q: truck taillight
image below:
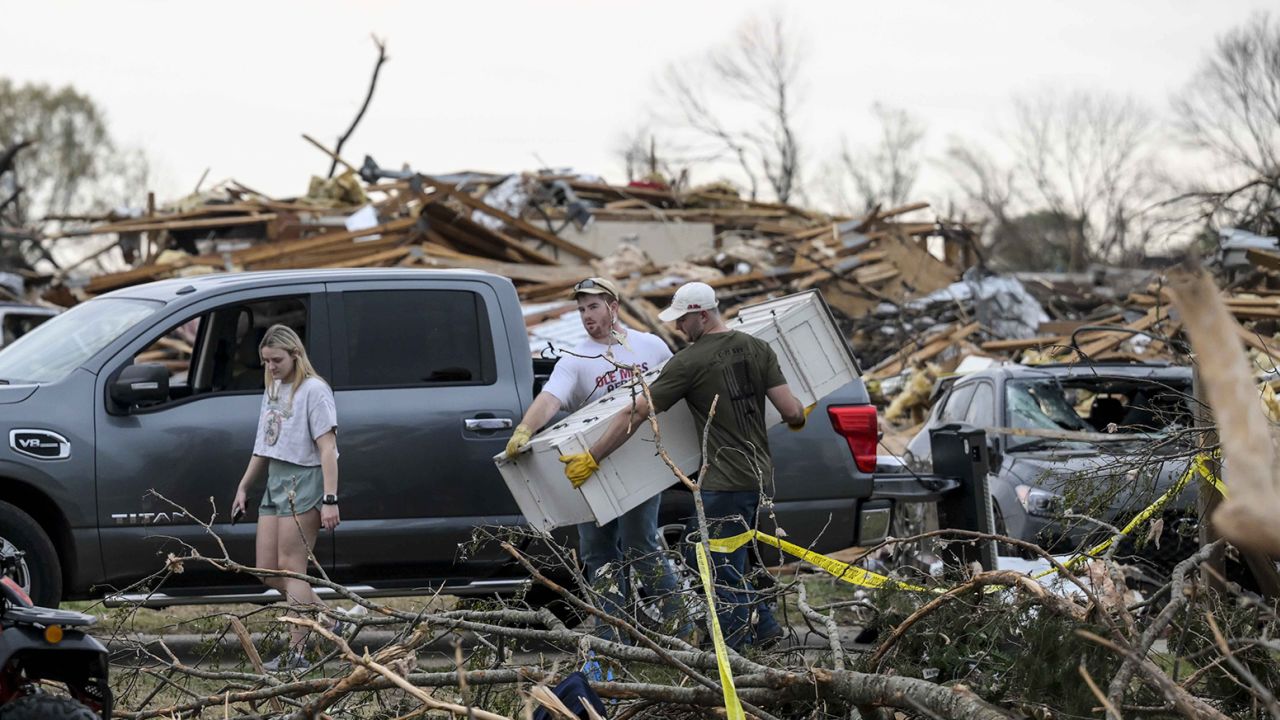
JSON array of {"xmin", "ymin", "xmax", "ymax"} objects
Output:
[{"xmin": 828, "ymin": 405, "xmax": 878, "ymax": 473}]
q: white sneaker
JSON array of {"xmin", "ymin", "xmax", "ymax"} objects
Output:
[
  {"xmin": 263, "ymin": 650, "xmax": 310, "ymax": 672},
  {"xmin": 329, "ymin": 605, "xmax": 366, "ymax": 638}
]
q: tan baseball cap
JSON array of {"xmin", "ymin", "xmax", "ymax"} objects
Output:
[
  {"xmin": 658, "ymin": 282, "xmax": 719, "ymax": 322},
  {"xmin": 571, "ymin": 277, "xmax": 621, "ymax": 301}
]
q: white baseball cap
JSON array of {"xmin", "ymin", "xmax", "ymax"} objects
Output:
[{"xmin": 658, "ymin": 282, "xmax": 719, "ymax": 322}]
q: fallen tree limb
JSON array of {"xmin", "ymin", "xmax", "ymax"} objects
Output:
[
  {"xmin": 869, "ymin": 569, "xmax": 1087, "ymax": 669},
  {"xmin": 1168, "ymin": 265, "xmax": 1280, "ymax": 557}
]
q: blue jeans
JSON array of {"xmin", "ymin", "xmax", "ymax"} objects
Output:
[
  {"xmin": 578, "ymin": 494, "xmax": 684, "ymax": 639},
  {"xmin": 686, "ymin": 490, "xmax": 779, "ymax": 649}
]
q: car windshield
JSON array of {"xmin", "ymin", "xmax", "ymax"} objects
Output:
[
  {"xmin": 0, "ymin": 298, "xmax": 163, "ymax": 384},
  {"xmin": 1005, "ymin": 376, "xmax": 1193, "ymax": 451}
]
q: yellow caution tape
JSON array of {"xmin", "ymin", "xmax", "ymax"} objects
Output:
[
  {"xmin": 1028, "ymin": 451, "xmax": 1222, "ymax": 580},
  {"xmin": 693, "ymin": 543, "xmax": 745, "ymax": 720},
  {"xmin": 707, "ymin": 530, "xmax": 930, "ymax": 592},
  {"xmin": 1193, "ymin": 454, "xmax": 1227, "ymax": 498},
  {"xmin": 698, "ymin": 451, "xmax": 1228, "ymax": 591}
]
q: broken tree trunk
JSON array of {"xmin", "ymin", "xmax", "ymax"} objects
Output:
[{"xmin": 1167, "ymin": 265, "xmax": 1280, "ymax": 561}]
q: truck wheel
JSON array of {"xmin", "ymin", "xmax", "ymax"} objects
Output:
[
  {"xmin": 0, "ymin": 694, "xmax": 99, "ymax": 720},
  {"xmin": 992, "ymin": 503, "xmax": 1026, "ymax": 560},
  {"xmin": 888, "ymin": 501, "xmax": 939, "ymax": 578},
  {"xmin": 0, "ymin": 500, "xmax": 62, "ymax": 607}
]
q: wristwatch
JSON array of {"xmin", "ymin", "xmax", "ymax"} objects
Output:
[{"xmin": 322, "ymin": 493, "xmax": 339, "ymax": 506}]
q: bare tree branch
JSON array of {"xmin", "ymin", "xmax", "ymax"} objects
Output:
[
  {"xmin": 654, "ymin": 11, "xmax": 805, "ymax": 201},
  {"xmin": 327, "ymin": 35, "xmax": 389, "ymax": 179}
]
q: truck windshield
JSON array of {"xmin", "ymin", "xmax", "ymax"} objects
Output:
[
  {"xmin": 1005, "ymin": 376, "xmax": 1193, "ymax": 451},
  {"xmin": 0, "ymin": 298, "xmax": 162, "ymax": 384}
]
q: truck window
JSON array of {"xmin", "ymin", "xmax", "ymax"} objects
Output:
[
  {"xmin": 939, "ymin": 383, "xmax": 976, "ymax": 423},
  {"xmin": 134, "ymin": 317, "xmax": 202, "ymax": 386},
  {"xmin": 339, "ymin": 289, "xmax": 496, "ymax": 388},
  {"xmin": 2, "ymin": 312, "xmax": 54, "ymax": 346},
  {"xmin": 963, "ymin": 383, "xmax": 994, "ymax": 427},
  {"xmin": 130, "ymin": 297, "xmax": 308, "ymax": 402},
  {"xmin": 0, "ymin": 298, "xmax": 160, "ymax": 384}
]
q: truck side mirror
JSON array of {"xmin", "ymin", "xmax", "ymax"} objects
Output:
[{"xmin": 110, "ymin": 363, "xmax": 170, "ymax": 410}]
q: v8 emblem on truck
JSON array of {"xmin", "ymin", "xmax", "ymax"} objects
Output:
[{"xmin": 8, "ymin": 429, "xmax": 70, "ymax": 460}]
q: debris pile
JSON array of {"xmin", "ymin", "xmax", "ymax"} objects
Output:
[
  {"xmin": 34, "ymin": 157, "xmax": 978, "ymax": 358},
  {"xmin": 26, "ymin": 150, "xmax": 1280, "ymax": 430}
]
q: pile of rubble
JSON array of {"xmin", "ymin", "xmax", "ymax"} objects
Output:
[
  {"xmin": 33, "ymin": 153, "xmax": 977, "ymax": 358},
  {"xmin": 28, "ymin": 149, "xmax": 1280, "ymax": 432},
  {"xmin": 864, "ymin": 245, "xmax": 1280, "ymax": 428}
]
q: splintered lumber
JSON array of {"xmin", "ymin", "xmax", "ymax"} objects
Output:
[
  {"xmin": 980, "ymin": 335, "xmax": 1066, "ymax": 352},
  {"xmin": 422, "ymin": 201, "xmax": 557, "ymax": 266},
  {"xmin": 978, "ymin": 315, "xmax": 1126, "ymax": 353},
  {"xmin": 319, "ymin": 246, "xmax": 414, "ymax": 269},
  {"xmin": 85, "ymin": 256, "xmax": 226, "ymax": 294},
  {"xmin": 872, "ymin": 234, "xmax": 957, "ymax": 294},
  {"xmin": 412, "ymin": 251, "xmax": 586, "ymax": 285},
  {"xmin": 1056, "ymin": 306, "xmax": 1167, "ymax": 360},
  {"xmin": 1227, "ymin": 306, "xmax": 1280, "ymax": 320},
  {"xmin": 565, "ymin": 207, "xmax": 794, "ymax": 222},
  {"xmin": 625, "ymin": 296, "xmax": 680, "ymax": 351},
  {"xmin": 435, "ymin": 183, "xmax": 598, "ymax": 262},
  {"xmin": 868, "ymin": 322, "xmax": 981, "ymax": 380},
  {"xmin": 236, "ymin": 217, "xmax": 419, "ymax": 266},
  {"xmin": 634, "ymin": 273, "xmax": 770, "ymax": 299},
  {"xmin": 866, "ymin": 201, "xmax": 930, "ymax": 222},
  {"xmin": 853, "ymin": 262, "xmax": 901, "ymax": 286},
  {"xmin": 524, "ymin": 302, "xmax": 577, "ymax": 327},
  {"xmin": 50, "ymin": 212, "xmax": 277, "ymax": 239},
  {"xmin": 562, "ymin": 179, "xmax": 679, "ymax": 203},
  {"xmin": 83, "ymin": 216, "xmax": 419, "ymax": 293},
  {"xmin": 1234, "ymin": 324, "xmax": 1280, "ymax": 363},
  {"xmin": 428, "ymin": 218, "xmax": 524, "ymax": 263},
  {"xmin": 1246, "ymin": 247, "xmax": 1280, "ymax": 273},
  {"xmin": 257, "ymin": 236, "xmax": 409, "ymax": 269},
  {"xmin": 1036, "ymin": 317, "xmax": 1125, "ymax": 335}
]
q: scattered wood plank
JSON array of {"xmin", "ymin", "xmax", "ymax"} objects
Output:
[
  {"xmin": 52, "ymin": 213, "xmax": 277, "ymax": 240},
  {"xmin": 436, "ymin": 183, "xmax": 599, "ymax": 262},
  {"xmin": 868, "ymin": 322, "xmax": 981, "ymax": 379}
]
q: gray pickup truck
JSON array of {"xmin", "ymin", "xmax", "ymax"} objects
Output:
[{"xmin": 0, "ymin": 269, "xmax": 891, "ymax": 606}]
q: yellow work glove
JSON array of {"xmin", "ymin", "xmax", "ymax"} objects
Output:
[
  {"xmin": 560, "ymin": 451, "xmax": 599, "ymax": 489},
  {"xmin": 788, "ymin": 403, "xmax": 816, "ymax": 432},
  {"xmin": 504, "ymin": 424, "xmax": 532, "ymax": 458}
]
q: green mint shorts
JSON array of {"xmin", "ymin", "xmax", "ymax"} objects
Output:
[{"xmin": 259, "ymin": 459, "xmax": 324, "ymax": 516}]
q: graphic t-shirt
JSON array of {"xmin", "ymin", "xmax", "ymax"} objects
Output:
[
  {"xmin": 541, "ymin": 329, "xmax": 673, "ymax": 411},
  {"xmin": 252, "ymin": 376, "xmax": 339, "ymax": 466},
  {"xmin": 649, "ymin": 331, "xmax": 786, "ymax": 492}
]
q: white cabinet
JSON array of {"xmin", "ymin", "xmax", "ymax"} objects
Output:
[{"xmin": 496, "ymin": 290, "xmax": 859, "ymax": 531}]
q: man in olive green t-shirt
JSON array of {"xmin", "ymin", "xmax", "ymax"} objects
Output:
[{"xmin": 559, "ymin": 281, "xmax": 806, "ymax": 649}]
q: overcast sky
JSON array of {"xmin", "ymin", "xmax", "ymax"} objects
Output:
[{"xmin": 2, "ymin": 0, "xmax": 1273, "ymax": 207}]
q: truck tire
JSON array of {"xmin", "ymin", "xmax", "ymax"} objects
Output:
[
  {"xmin": 888, "ymin": 500, "xmax": 939, "ymax": 578},
  {"xmin": 0, "ymin": 500, "xmax": 62, "ymax": 607},
  {"xmin": 0, "ymin": 694, "xmax": 99, "ymax": 720}
]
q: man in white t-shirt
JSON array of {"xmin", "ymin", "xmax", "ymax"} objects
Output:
[{"xmin": 505, "ymin": 277, "xmax": 686, "ymax": 637}]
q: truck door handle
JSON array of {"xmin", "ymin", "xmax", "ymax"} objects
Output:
[{"xmin": 464, "ymin": 418, "xmax": 513, "ymax": 431}]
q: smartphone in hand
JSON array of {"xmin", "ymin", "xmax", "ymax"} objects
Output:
[{"xmin": 231, "ymin": 508, "xmax": 246, "ymax": 525}]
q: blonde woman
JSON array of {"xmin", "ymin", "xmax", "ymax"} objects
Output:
[{"xmin": 231, "ymin": 324, "xmax": 340, "ymax": 671}]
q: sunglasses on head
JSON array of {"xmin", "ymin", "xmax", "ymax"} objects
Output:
[{"xmin": 574, "ymin": 278, "xmax": 615, "ymax": 298}]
